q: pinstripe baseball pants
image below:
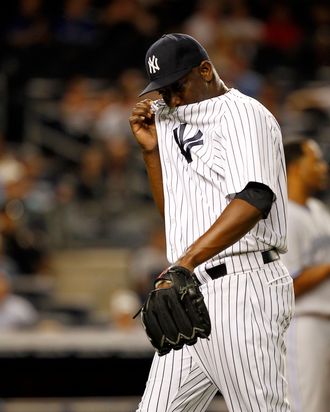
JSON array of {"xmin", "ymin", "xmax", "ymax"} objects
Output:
[{"xmin": 137, "ymin": 256, "xmax": 294, "ymax": 412}]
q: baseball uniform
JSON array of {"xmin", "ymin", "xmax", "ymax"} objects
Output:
[
  {"xmin": 137, "ymin": 89, "xmax": 294, "ymax": 412},
  {"xmin": 282, "ymin": 198, "xmax": 330, "ymax": 412}
]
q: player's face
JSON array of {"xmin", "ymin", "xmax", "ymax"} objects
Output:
[
  {"xmin": 157, "ymin": 65, "xmax": 209, "ymax": 107},
  {"xmin": 157, "ymin": 76, "xmax": 188, "ymax": 107},
  {"xmin": 300, "ymin": 140, "xmax": 328, "ymax": 192}
]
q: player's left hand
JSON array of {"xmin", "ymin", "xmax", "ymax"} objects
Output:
[{"xmin": 136, "ymin": 266, "xmax": 211, "ymax": 356}]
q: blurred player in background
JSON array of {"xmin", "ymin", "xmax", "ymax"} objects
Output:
[{"xmin": 283, "ymin": 137, "xmax": 330, "ymax": 412}]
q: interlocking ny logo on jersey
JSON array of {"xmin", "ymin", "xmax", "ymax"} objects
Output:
[
  {"xmin": 148, "ymin": 55, "xmax": 160, "ymax": 74},
  {"xmin": 173, "ymin": 123, "xmax": 203, "ymax": 163}
]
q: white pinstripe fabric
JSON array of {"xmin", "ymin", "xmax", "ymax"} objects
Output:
[
  {"xmin": 137, "ymin": 259, "xmax": 294, "ymax": 412},
  {"xmin": 155, "ymin": 89, "xmax": 288, "ymax": 285}
]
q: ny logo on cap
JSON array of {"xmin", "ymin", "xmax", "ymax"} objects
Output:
[
  {"xmin": 148, "ymin": 55, "xmax": 160, "ymax": 74},
  {"xmin": 173, "ymin": 123, "xmax": 204, "ymax": 163}
]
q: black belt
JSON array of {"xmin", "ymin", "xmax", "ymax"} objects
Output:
[{"xmin": 204, "ymin": 249, "xmax": 279, "ymax": 281}]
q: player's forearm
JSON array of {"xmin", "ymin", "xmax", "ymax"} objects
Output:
[
  {"xmin": 143, "ymin": 148, "xmax": 165, "ymax": 218},
  {"xmin": 176, "ymin": 198, "xmax": 262, "ymax": 270},
  {"xmin": 293, "ymin": 264, "xmax": 330, "ymax": 297}
]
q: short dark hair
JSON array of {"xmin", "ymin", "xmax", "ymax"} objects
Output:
[{"xmin": 283, "ymin": 137, "xmax": 308, "ymax": 168}]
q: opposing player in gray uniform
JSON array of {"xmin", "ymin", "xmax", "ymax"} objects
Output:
[
  {"xmin": 282, "ymin": 137, "xmax": 330, "ymax": 412},
  {"xmin": 129, "ymin": 33, "xmax": 294, "ymax": 412}
]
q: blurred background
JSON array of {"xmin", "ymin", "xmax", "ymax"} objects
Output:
[{"xmin": 0, "ymin": 0, "xmax": 329, "ymax": 411}]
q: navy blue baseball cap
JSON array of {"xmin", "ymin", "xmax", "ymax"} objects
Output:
[{"xmin": 139, "ymin": 33, "xmax": 209, "ymax": 96}]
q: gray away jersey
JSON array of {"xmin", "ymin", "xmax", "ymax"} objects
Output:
[
  {"xmin": 282, "ymin": 198, "xmax": 330, "ymax": 316},
  {"xmin": 154, "ymin": 89, "xmax": 288, "ymax": 278}
]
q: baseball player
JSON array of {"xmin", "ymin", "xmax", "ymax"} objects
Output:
[
  {"xmin": 129, "ymin": 33, "xmax": 294, "ymax": 412},
  {"xmin": 282, "ymin": 137, "xmax": 330, "ymax": 412}
]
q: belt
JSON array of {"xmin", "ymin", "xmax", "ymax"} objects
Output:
[{"xmin": 204, "ymin": 249, "xmax": 280, "ymax": 281}]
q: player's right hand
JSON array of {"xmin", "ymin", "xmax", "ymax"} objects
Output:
[{"xmin": 129, "ymin": 99, "xmax": 158, "ymax": 152}]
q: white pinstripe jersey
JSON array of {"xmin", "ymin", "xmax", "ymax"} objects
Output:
[{"xmin": 154, "ymin": 89, "xmax": 288, "ymax": 279}]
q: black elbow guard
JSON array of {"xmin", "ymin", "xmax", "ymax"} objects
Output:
[{"xmin": 234, "ymin": 182, "xmax": 275, "ymax": 219}]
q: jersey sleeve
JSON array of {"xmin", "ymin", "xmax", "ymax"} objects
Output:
[
  {"xmin": 281, "ymin": 207, "xmax": 310, "ymax": 277},
  {"xmin": 282, "ymin": 220, "xmax": 305, "ymax": 277},
  {"xmin": 221, "ymin": 100, "xmax": 280, "ymax": 198}
]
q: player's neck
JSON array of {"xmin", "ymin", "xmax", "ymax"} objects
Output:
[
  {"xmin": 204, "ymin": 75, "xmax": 229, "ymax": 99},
  {"xmin": 216, "ymin": 80, "xmax": 230, "ymax": 97},
  {"xmin": 288, "ymin": 177, "xmax": 310, "ymax": 205}
]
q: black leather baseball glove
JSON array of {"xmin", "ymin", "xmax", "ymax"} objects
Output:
[{"xmin": 136, "ymin": 266, "xmax": 211, "ymax": 356}]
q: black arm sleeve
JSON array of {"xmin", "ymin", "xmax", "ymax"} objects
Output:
[{"xmin": 234, "ymin": 182, "xmax": 275, "ymax": 219}]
